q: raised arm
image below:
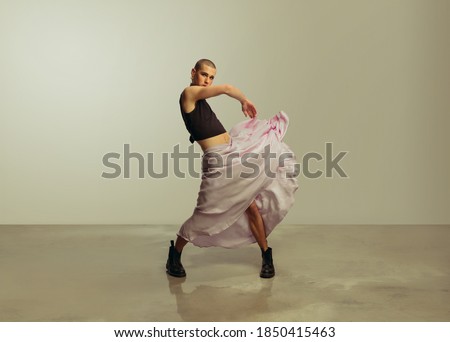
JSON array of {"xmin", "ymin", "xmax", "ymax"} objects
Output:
[{"xmin": 183, "ymin": 85, "xmax": 257, "ymax": 118}]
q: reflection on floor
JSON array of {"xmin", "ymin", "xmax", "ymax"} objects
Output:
[{"xmin": 1, "ymin": 225, "xmax": 449, "ymax": 322}]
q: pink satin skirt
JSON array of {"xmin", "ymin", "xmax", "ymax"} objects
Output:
[{"xmin": 177, "ymin": 111, "xmax": 299, "ymax": 248}]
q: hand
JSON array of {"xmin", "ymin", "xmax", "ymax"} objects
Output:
[{"xmin": 242, "ymin": 99, "xmax": 257, "ymax": 118}]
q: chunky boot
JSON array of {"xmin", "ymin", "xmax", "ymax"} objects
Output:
[
  {"xmin": 166, "ymin": 240, "xmax": 186, "ymax": 278},
  {"xmin": 260, "ymin": 247, "xmax": 275, "ymax": 278}
]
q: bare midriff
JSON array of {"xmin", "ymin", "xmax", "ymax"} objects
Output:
[{"xmin": 197, "ymin": 132, "xmax": 231, "ymax": 152}]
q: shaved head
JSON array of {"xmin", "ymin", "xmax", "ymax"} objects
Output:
[{"xmin": 194, "ymin": 58, "xmax": 216, "ymax": 70}]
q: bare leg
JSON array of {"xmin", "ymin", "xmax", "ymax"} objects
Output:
[
  {"xmin": 175, "ymin": 235, "xmax": 188, "ymax": 253},
  {"xmin": 246, "ymin": 200, "xmax": 275, "ymax": 278},
  {"xmin": 246, "ymin": 200, "xmax": 268, "ymax": 251}
]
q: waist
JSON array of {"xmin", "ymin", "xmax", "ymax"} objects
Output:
[{"xmin": 197, "ymin": 132, "xmax": 231, "ymax": 152}]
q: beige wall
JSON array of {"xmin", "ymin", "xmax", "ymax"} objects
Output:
[{"xmin": 1, "ymin": 0, "xmax": 449, "ymax": 224}]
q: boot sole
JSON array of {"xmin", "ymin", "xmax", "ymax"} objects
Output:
[
  {"xmin": 166, "ymin": 268, "xmax": 186, "ymax": 278},
  {"xmin": 260, "ymin": 273, "xmax": 275, "ymax": 278}
]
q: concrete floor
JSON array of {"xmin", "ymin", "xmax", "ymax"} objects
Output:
[{"xmin": 0, "ymin": 225, "xmax": 449, "ymax": 322}]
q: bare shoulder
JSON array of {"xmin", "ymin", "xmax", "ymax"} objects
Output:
[
  {"xmin": 181, "ymin": 85, "xmax": 231, "ymax": 113},
  {"xmin": 181, "ymin": 86, "xmax": 194, "ymax": 101},
  {"xmin": 180, "ymin": 87, "xmax": 197, "ymax": 113},
  {"xmin": 183, "ymin": 84, "xmax": 231, "ymax": 102}
]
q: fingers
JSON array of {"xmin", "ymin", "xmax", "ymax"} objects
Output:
[
  {"xmin": 242, "ymin": 101, "xmax": 258, "ymax": 118},
  {"xmin": 244, "ymin": 108, "xmax": 257, "ymax": 118}
]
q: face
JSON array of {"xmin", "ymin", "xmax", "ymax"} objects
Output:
[{"xmin": 191, "ymin": 65, "xmax": 216, "ymax": 87}]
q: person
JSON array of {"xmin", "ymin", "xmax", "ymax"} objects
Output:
[{"xmin": 166, "ymin": 59, "xmax": 298, "ymax": 279}]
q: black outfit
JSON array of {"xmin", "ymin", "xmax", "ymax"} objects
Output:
[{"xmin": 179, "ymin": 94, "xmax": 226, "ymax": 143}]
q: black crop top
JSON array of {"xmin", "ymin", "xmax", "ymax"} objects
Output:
[{"xmin": 179, "ymin": 94, "xmax": 227, "ymax": 143}]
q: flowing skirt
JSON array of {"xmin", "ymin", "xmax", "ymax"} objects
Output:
[{"xmin": 177, "ymin": 111, "xmax": 299, "ymax": 248}]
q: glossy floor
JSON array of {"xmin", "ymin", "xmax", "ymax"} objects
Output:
[{"xmin": 1, "ymin": 225, "xmax": 449, "ymax": 322}]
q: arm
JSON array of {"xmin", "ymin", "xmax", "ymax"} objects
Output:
[{"xmin": 183, "ymin": 85, "xmax": 257, "ymax": 118}]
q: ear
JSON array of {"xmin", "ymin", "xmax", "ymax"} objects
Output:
[{"xmin": 191, "ymin": 68, "xmax": 196, "ymax": 78}]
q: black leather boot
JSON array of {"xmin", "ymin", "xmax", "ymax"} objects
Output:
[
  {"xmin": 166, "ymin": 240, "xmax": 186, "ymax": 277},
  {"xmin": 260, "ymin": 247, "xmax": 275, "ymax": 278}
]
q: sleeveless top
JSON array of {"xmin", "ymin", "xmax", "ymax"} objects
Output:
[{"xmin": 179, "ymin": 94, "xmax": 227, "ymax": 143}]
